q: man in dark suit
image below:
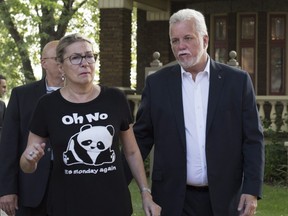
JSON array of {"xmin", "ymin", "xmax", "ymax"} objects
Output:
[
  {"xmin": 0, "ymin": 41, "xmax": 64, "ymax": 216},
  {"xmin": 127, "ymin": 9, "xmax": 264, "ymax": 216},
  {"xmin": 0, "ymin": 74, "xmax": 7, "ymax": 140}
]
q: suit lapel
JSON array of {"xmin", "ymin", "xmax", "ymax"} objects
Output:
[
  {"xmin": 35, "ymin": 78, "xmax": 48, "ymax": 98},
  {"xmin": 167, "ymin": 65, "xmax": 186, "ymax": 148},
  {"xmin": 206, "ymin": 60, "xmax": 225, "ymax": 134}
]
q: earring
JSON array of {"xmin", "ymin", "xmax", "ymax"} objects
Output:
[{"xmin": 61, "ymin": 75, "xmax": 65, "ymax": 81}]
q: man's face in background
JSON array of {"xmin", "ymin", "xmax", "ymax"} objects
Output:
[{"xmin": 0, "ymin": 79, "xmax": 7, "ymax": 98}]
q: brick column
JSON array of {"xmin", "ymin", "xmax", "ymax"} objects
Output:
[{"xmin": 98, "ymin": 0, "xmax": 132, "ymax": 88}]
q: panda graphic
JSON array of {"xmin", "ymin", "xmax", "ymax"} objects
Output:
[{"xmin": 63, "ymin": 124, "xmax": 116, "ymax": 166}]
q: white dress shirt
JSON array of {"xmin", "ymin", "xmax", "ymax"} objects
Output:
[{"xmin": 181, "ymin": 58, "xmax": 210, "ymax": 186}]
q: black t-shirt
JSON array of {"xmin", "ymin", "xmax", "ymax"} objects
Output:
[{"xmin": 30, "ymin": 86, "xmax": 133, "ymax": 216}]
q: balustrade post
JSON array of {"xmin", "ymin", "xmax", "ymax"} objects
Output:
[
  {"xmin": 281, "ymin": 101, "xmax": 288, "ymax": 132},
  {"xmin": 270, "ymin": 101, "xmax": 277, "ymax": 131},
  {"xmin": 258, "ymin": 100, "xmax": 266, "ymax": 130},
  {"xmin": 126, "ymin": 95, "xmax": 141, "ymax": 122},
  {"xmin": 227, "ymin": 50, "xmax": 241, "ymax": 69}
]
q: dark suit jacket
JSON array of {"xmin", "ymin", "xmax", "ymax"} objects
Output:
[
  {"xmin": 133, "ymin": 60, "xmax": 264, "ymax": 216},
  {"xmin": 0, "ymin": 79, "xmax": 52, "ymax": 207},
  {"xmin": 0, "ymin": 99, "xmax": 6, "ymax": 140}
]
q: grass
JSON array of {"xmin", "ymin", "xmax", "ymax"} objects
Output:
[
  {"xmin": 129, "ymin": 180, "xmax": 145, "ymax": 216},
  {"xmin": 257, "ymin": 184, "xmax": 288, "ymax": 216},
  {"xmin": 129, "ymin": 180, "xmax": 288, "ymax": 216}
]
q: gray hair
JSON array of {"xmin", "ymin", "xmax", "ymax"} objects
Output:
[
  {"xmin": 56, "ymin": 33, "xmax": 93, "ymax": 63},
  {"xmin": 169, "ymin": 9, "xmax": 208, "ymax": 36}
]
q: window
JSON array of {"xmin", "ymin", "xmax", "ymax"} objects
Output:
[
  {"xmin": 269, "ymin": 15, "xmax": 286, "ymax": 94},
  {"xmin": 213, "ymin": 16, "xmax": 228, "ymax": 63},
  {"xmin": 239, "ymin": 14, "xmax": 256, "ymax": 85}
]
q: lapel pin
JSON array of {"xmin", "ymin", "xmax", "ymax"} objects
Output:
[{"xmin": 218, "ymin": 75, "xmax": 222, "ymax": 79}]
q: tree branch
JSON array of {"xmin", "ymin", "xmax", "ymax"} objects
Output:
[
  {"xmin": 57, "ymin": 0, "xmax": 88, "ymax": 36},
  {"xmin": 0, "ymin": 0, "xmax": 36, "ymax": 82}
]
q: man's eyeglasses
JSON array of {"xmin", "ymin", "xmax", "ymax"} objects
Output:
[{"xmin": 63, "ymin": 53, "xmax": 98, "ymax": 65}]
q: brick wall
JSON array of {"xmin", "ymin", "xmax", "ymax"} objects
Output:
[{"xmin": 99, "ymin": 8, "xmax": 132, "ymax": 88}]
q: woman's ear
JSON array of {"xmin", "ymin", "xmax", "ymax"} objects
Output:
[
  {"xmin": 58, "ymin": 64, "xmax": 66, "ymax": 81},
  {"xmin": 58, "ymin": 64, "xmax": 64, "ymax": 74}
]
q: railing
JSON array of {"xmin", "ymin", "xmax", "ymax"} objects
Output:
[
  {"xmin": 127, "ymin": 94, "xmax": 141, "ymax": 122},
  {"xmin": 127, "ymin": 94, "xmax": 288, "ymax": 132},
  {"xmin": 257, "ymin": 96, "xmax": 288, "ymax": 132}
]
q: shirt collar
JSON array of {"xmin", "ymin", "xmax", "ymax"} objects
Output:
[{"xmin": 46, "ymin": 79, "xmax": 61, "ymax": 93}]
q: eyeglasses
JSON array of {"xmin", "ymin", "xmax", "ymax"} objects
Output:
[
  {"xmin": 63, "ymin": 53, "xmax": 98, "ymax": 65},
  {"xmin": 42, "ymin": 57, "xmax": 57, "ymax": 61}
]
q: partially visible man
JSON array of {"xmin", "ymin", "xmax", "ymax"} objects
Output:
[
  {"xmin": 0, "ymin": 41, "xmax": 64, "ymax": 216},
  {"xmin": 0, "ymin": 74, "xmax": 7, "ymax": 139}
]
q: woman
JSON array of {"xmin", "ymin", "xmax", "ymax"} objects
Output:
[{"xmin": 20, "ymin": 33, "xmax": 161, "ymax": 216}]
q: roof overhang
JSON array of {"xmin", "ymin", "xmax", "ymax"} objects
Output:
[{"xmin": 134, "ymin": 0, "xmax": 170, "ymax": 12}]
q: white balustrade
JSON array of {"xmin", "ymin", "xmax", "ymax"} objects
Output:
[
  {"xmin": 256, "ymin": 96, "xmax": 288, "ymax": 132},
  {"xmin": 126, "ymin": 94, "xmax": 141, "ymax": 121},
  {"xmin": 281, "ymin": 101, "xmax": 288, "ymax": 131},
  {"xmin": 127, "ymin": 94, "xmax": 288, "ymax": 132}
]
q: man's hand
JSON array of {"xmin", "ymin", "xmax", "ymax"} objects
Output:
[
  {"xmin": 0, "ymin": 194, "xmax": 18, "ymax": 216},
  {"xmin": 238, "ymin": 194, "xmax": 257, "ymax": 216}
]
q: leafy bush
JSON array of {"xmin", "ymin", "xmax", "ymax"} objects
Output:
[{"xmin": 264, "ymin": 130, "xmax": 288, "ymax": 185}]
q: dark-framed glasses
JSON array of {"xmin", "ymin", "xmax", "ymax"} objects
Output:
[{"xmin": 63, "ymin": 53, "xmax": 98, "ymax": 65}]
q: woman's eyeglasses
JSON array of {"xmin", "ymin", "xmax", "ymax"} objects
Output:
[{"xmin": 63, "ymin": 53, "xmax": 98, "ymax": 65}]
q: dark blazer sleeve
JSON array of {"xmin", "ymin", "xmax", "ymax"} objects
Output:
[
  {"xmin": 0, "ymin": 88, "xmax": 23, "ymax": 196},
  {"xmin": 0, "ymin": 79, "xmax": 52, "ymax": 207},
  {"xmin": 205, "ymin": 61, "xmax": 264, "ymax": 214},
  {"xmin": 239, "ymin": 69, "xmax": 265, "ymax": 197}
]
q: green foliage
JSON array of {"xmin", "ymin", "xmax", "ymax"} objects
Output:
[
  {"xmin": 130, "ymin": 181, "xmax": 288, "ymax": 216},
  {"xmin": 0, "ymin": 22, "xmax": 24, "ymax": 87},
  {"xmin": 262, "ymin": 118, "xmax": 271, "ymax": 129},
  {"xmin": 144, "ymin": 156, "xmax": 150, "ymax": 177},
  {"xmin": 264, "ymin": 130, "xmax": 288, "ymax": 185},
  {"xmin": 257, "ymin": 184, "xmax": 288, "ymax": 216},
  {"xmin": 0, "ymin": 0, "xmax": 100, "ymax": 93},
  {"xmin": 129, "ymin": 180, "xmax": 144, "ymax": 216},
  {"xmin": 265, "ymin": 143, "xmax": 287, "ymax": 184}
]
